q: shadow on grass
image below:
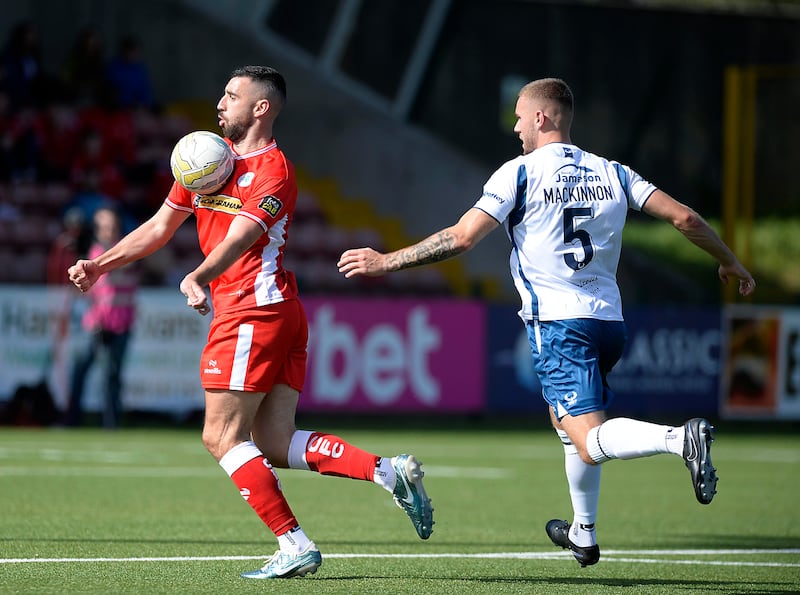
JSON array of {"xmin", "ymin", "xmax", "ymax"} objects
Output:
[
  {"xmin": 312, "ymin": 575, "xmax": 800, "ymax": 593},
  {"xmin": 676, "ymin": 534, "xmax": 800, "ymax": 549}
]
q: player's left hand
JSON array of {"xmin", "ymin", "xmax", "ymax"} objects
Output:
[
  {"xmin": 719, "ymin": 262, "xmax": 756, "ymax": 297},
  {"xmin": 180, "ymin": 275, "xmax": 211, "ymax": 316},
  {"xmin": 337, "ymin": 247, "xmax": 386, "ymax": 278}
]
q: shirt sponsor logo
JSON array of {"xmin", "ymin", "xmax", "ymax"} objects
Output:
[
  {"xmin": 482, "ymin": 191, "xmax": 506, "ymax": 204},
  {"xmin": 553, "ymin": 164, "xmax": 601, "ymax": 183},
  {"xmin": 195, "ymin": 194, "xmax": 243, "ymax": 215}
]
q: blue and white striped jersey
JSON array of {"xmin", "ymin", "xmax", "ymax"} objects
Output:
[{"xmin": 473, "ymin": 142, "xmax": 656, "ymax": 322}]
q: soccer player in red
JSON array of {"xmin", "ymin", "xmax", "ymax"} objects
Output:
[{"xmin": 68, "ymin": 65, "xmax": 433, "ymax": 579}]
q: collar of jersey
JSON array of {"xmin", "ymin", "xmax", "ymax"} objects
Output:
[{"xmin": 234, "ymin": 140, "xmax": 278, "ymax": 160}]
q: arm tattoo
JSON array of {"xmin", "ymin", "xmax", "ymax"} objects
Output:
[{"xmin": 386, "ymin": 230, "xmax": 462, "ymax": 271}]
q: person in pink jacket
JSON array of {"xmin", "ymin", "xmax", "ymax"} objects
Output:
[{"xmin": 66, "ymin": 205, "xmax": 138, "ymax": 428}]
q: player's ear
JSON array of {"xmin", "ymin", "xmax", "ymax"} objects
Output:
[{"xmin": 254, "ymin": 98, "xmax": 270, "ymax": 117}]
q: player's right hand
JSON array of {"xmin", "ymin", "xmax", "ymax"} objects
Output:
[
  {"xmin": 68, "ymin": 260, "xmax": 101, "ymax": 293},
  {"xmin": 337, "ymin": 247, "xmax": 386, "ymax": 278},
  {"xmin": 179, "ymin": 274, "xmax": 211, "ymax": 316}
]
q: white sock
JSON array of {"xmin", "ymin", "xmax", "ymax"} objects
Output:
[
  {"xmin": 570, "ymin": 522, "xmax": 597, "ymax": 548},
  {"xmin": 277, "ymin": 526, "xmax": 313, "ymax": 554},
  {"xmin": 557, "ymin": 429, "xmax": 600, "ymax": 546},
  {"xmin": 287, "ymin": 430, "xmax": 314, "ymax": 470},
  {"xmin": 586, "ymin": 418, "xmax": 684, "ymax": 464},
  {"xmin": 373, "ymin": 457, "xmax": 396, "ymax": 493},
  {"xmin": 218, "ymin": 441, "xmax": 262, "ymax": 477}
]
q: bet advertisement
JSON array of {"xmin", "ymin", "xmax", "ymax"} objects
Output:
[{"xmin": 300, "ymin": 298, "xmax": 485, "ymax": 413}]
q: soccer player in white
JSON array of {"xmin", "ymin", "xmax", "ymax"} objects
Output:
[{"xmin": 338, "ymin": 77, "xmax": 756, "ymax": 566}]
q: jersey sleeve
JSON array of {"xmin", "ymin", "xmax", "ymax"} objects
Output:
[
  {"xmin": 164, "ymin": 181, "xmax": 195, "ymax": 213},
  {"xmin": 612, "ymin": 162, "xmax": 657, "ymax": 211},
  {"xmin": 472, "ymin": 159, "xmax": 522, "ymax": 224},
  {"xmin": 239, "ymin": 175, "xmax": 295, "ymax": 232}
]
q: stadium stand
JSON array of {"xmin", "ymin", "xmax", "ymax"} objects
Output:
[{"xmin": 0, "ymin": 17, "xmax": 493, "ymax": 298}]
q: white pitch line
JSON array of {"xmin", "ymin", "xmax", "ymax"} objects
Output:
[
  {"xmin": 0, "ymin": 465, "xmax": 513, "ymax": 479},
  {"xmin": 0, "ymin": 466, "xmax": 218, "ymax": 478},
  {"xmin": 603, "ymin": 548, "xmax": 800, "ymax": 555},
  {"xmin": 599, "ymin": 557, "xmax": 800, "ymax": 568},
  {"xmin": 1, "ymin": 550, "xmax": 798, "ymax": 568}
]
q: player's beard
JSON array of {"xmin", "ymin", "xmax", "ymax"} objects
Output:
[{"xmin": 220, "ymin": 113, "xmax": 254, "ymax": 143}]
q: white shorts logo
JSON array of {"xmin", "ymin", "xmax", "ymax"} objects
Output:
[{"xmin": 204, "ymin": 359, "xmax": 222, "ymax": 375}]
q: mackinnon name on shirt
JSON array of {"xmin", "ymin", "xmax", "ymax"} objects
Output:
[{"xmin": 543, "ymin": 184, "xmax": 614, "ymax": 204}]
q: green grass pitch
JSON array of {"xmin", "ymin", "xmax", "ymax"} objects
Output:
[{"xmin": 1, "ymin": 420, "xmax": 798, "ymax": 594}]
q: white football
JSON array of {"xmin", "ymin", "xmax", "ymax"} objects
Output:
[{"xmin": 170, "ymin": 131, "xmax": 234, "ymax": 194}]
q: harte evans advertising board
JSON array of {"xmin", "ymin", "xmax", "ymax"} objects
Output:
[{"xmin": 0, "ymin": 288, "xmax": 485, "ymax": 416}]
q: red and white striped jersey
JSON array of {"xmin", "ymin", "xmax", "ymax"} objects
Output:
[{"xmin": 165, "ymin": 139, "xmax": 299, "ymax": 314}]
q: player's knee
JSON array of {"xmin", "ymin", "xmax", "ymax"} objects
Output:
[
  {"xmin": 568, "ymin": 434, "xmax": 599, "ymax": 465},
  {"xmin": 201, "ymin": 428, "xmax": 223, "ymax": 460},
  {"xmin": 201, "ymin": 424, "xmax": 242, "ymax": 461}
]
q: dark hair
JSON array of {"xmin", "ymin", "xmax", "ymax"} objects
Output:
[
  {"xmin": 230, "ymin": 65, "xmax": 287, "ymax": 104},
  {"xmin": 94, "ymin": 203, "xmax": 124, "ymax": 225}
]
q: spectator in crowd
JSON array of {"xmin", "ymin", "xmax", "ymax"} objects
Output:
[
  {"xmin": 47, "ymin": 206, "xmax": 91, "ymax": 286},
  {"xmin": 47, "ymin": 206, "xmax": 92, "ymax": 410},
  {"xmin": 0, "ymin": 20, "xmax": 47, "ymax": 111},
  {"xmin": 61, "ymin": 26, "xmax": 108, "ymax": 109},
  {"xmin": 32, "ymin": 95, "xmax": 82, "ymax": 182},
  {"xmin": 106, "ymin": 35, "xmax": 154, "ymax": 110},
  {"xmin": 66, "ymin": 205, "xmax": 139, "ymax": 429},
  {"xmin": 0, "ymin": 86, "xmax": 41, "ymax": 182},
  {"xmin": 69, "ymin": 129, "xmax": 127, "ymax": 202}
]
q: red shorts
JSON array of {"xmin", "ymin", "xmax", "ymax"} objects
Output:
[{"xmin": 200, "ymin": 299, "xmax": 308, "ymax": 393}]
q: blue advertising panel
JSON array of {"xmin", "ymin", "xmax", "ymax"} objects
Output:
[
  {"xmin": 485, "ymin": 305, "xmax": 546, "ymax": 414},
  {"xmin": 609, "ymin": 307, "xmax": 722, "ymax": 418},
  {"xmin": 486, "ymin": 305, "xmax": 722, "ymax": 418}
]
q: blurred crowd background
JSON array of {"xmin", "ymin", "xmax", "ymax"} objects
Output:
[
  {"xmin": 0, "ymin": 21, "xmax": 195, "ymax": 286},
  {"xmin": 0, "ymin": 0, "xmax": 798, "ymax": 302}
]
